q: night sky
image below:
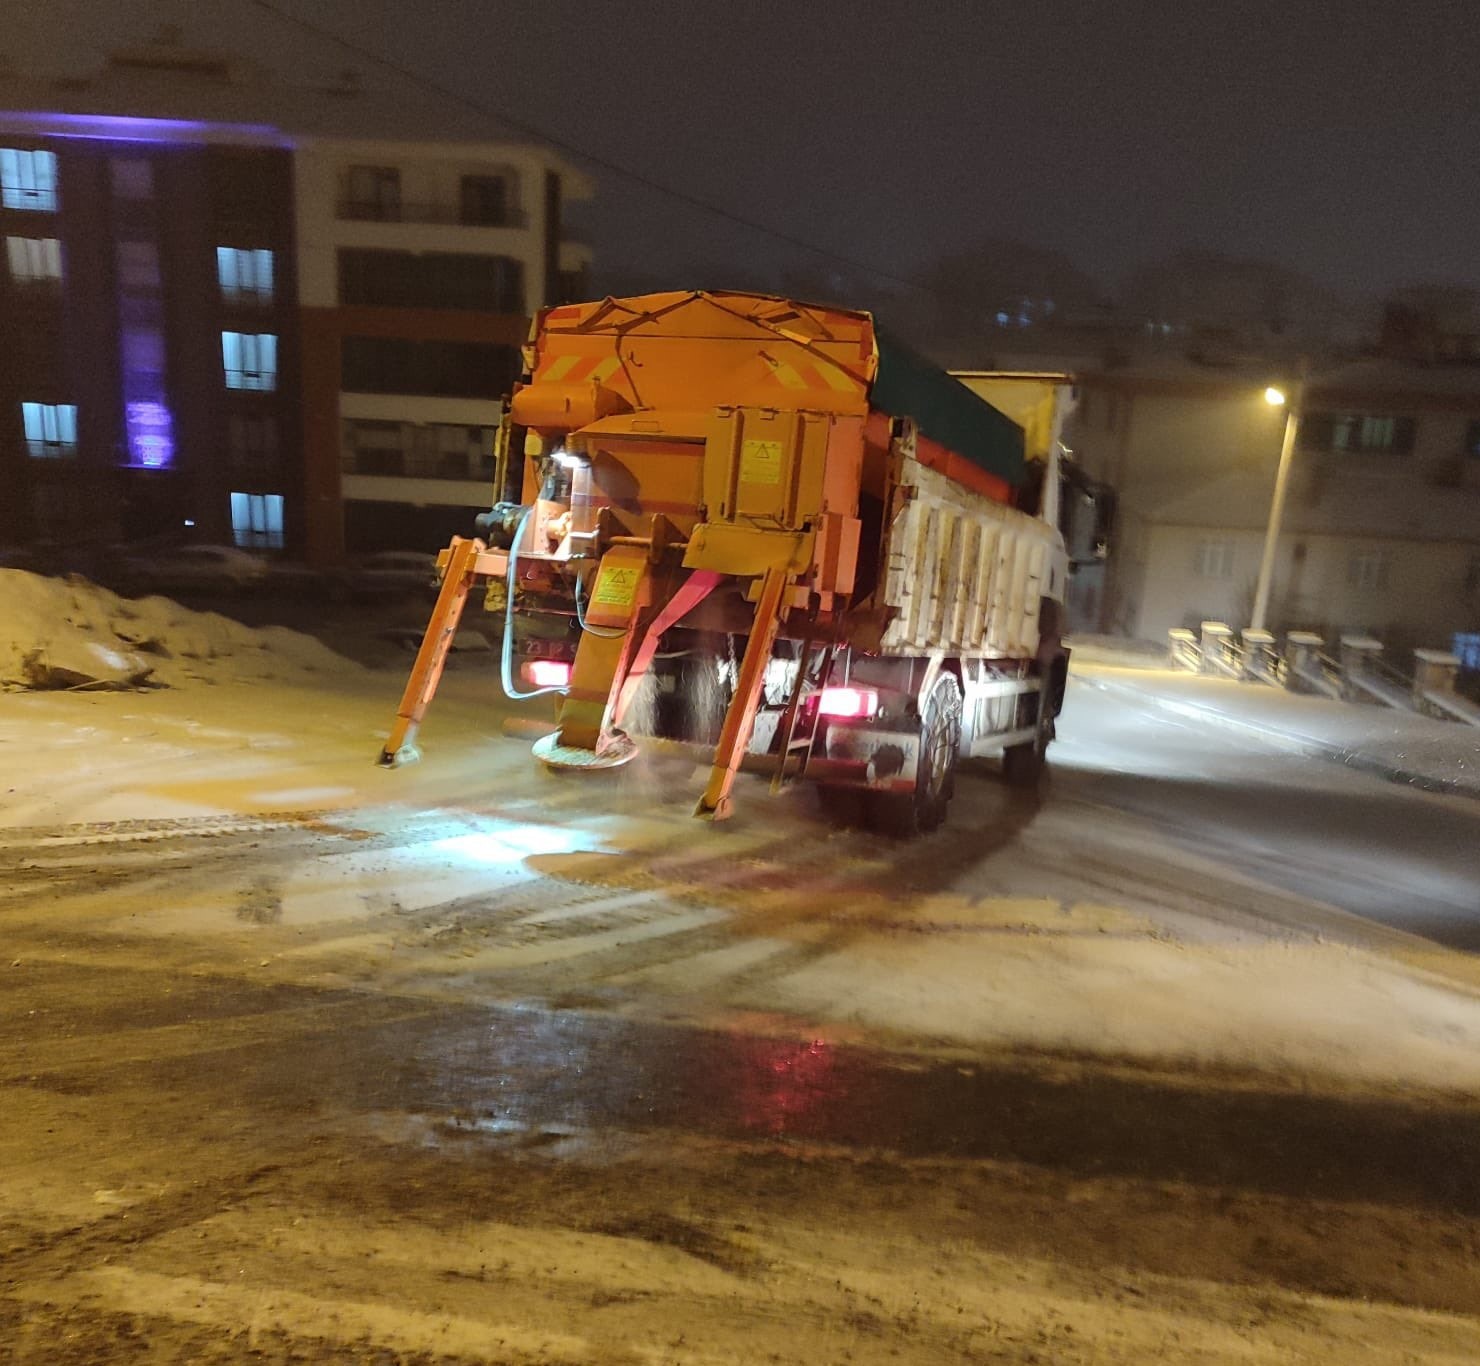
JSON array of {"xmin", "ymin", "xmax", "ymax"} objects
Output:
[{"xmin": 8, "ymin": 0, "xmax": 1480, "ymax": 302}]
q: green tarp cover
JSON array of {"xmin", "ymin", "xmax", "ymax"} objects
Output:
[{"xmin": 871, "ymin": 330, "xmax": 1026, "ymax": 489}]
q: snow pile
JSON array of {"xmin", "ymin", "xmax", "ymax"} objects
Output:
[{"xmin": 0, "ymin": 570, "xmax": 352, "ymax": 691}]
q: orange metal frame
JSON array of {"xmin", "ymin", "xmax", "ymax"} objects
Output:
[
  {"xmin": 378, "ymin": 536, "xmax": 485, "ymax": 767},
  {"xmin": 379, "ymin": 293, "xmax": 903, "ymax": 817}
]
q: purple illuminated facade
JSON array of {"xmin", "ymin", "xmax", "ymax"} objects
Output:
[
  {"xmin": 1, "ymin": 41, "xmax": 591, "ymax": 564},
  {"xmin": 124, "ymin": 400, "xmax": 175, "ymax": 468},
  {"xmin": 0, "ymin": 109, "xmax": 302, "ymax": 549},
  {"xmin": 0, "ymin": 111, "xmax": 285, "ymax": 144}
]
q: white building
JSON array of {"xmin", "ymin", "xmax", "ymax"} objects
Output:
[
  {"xmin": 291, "ymin": 127, "xmax": 592, "ymax": 559},
  {"xmin": 1066, "ymin": 339, "xmax": 1480, "ymax": 652}
]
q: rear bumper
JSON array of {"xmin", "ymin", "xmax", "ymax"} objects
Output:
[{"xmin": 812, "ymin": 724, "xmax": 920, "ymax": 790}]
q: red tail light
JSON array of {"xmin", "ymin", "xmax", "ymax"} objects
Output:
[
  {"xmin": 816, "ymin": 686, "xmax": 878, "ymax": 719},
  {"xmin": 525, "ymin": 659, "xmax": 572, "ymax": 688}
]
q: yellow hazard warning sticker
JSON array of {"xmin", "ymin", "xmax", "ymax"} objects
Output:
[
  {"xmin": 740, "ymin": 438, "xmax": 783, "ymax": 485},
  {"xmin": 592, "ymin": 565, "xmax": 639, "ymax": 607}
]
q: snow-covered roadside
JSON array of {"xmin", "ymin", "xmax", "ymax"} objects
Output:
[
  {"xmin": 0, "ymin": 569, "xmax": 352, "ymax": 691},
  {"xmin": 4, "ymin": 664, "xmax": 1480, "ymax": 1102},
  {"xmin": 1075, "ymin": 660, "xmax": 1480, "ymax": 800}
]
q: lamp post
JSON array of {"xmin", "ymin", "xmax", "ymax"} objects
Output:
[{"xmin": 1249, "ymin": 373, "xmax": 1306, "ymax": 633}]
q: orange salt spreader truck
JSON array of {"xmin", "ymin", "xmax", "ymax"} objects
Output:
[{"xmin": 379, "ymin": 290, "xmax": 1075, "ymax": 834}]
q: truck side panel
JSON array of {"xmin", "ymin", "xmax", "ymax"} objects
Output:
[{"xmin": 878, "ymin": 453, "xmax": 1064, "ymax": 659}]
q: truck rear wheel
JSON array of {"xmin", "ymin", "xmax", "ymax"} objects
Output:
[
  {"xmin": 1002, "ymin": 696, "xmax": 1049, "ymax": 787},
  {"xmin": 1003, "ymin": 598, "xmax": 1063, "ymax": 787},
  {"xmin": 867, "ymin": 672, "xmax": 962, "ymax": 837}
]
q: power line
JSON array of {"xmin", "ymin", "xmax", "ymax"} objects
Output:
[{"xmin": 245, "ymin": 0, "xmax": 930, "ymax": 297}]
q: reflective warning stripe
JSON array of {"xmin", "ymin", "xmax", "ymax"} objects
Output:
[
  {"xmin": 760, "ymin": 352, "xmax": 860, "ymax": 394},
  {"xmin": 766, "ymin": 359, "xmax": 809, "ymax": 390},
  {"xmin": 539, "ymin": 353, "xmax": 581, "ymax": 382},
  {"xmin": 813, "ymin": 359, "xmax": 860, "ymax": 393},
  {"xmin": 535, "ymin": 353, "xmax": 623, "ymax": 385}
]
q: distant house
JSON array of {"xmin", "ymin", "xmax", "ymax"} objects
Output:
[
  {"xmin": 1064, "ymin": 323, "xmax": 1480, "ymax": 649},
  {"xmin": 0, "ymin": 39, "xmax": 592, "ymax": 562}
]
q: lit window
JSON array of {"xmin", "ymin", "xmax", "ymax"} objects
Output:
[
  {"xmin": 217, "ymin": 247, "xmax": 274, "ymax": 303},
  {"xmin": 5, "ymin": 236, "xmax": 62, "ymax": 282},
  {"xmin": 1346, "ymin": 549, "xmax": 1390, "ymax": 592},
  {"xmin": 230, "ymin": 491, "xmax": 285, "ymax": 549},
  {"xmin": 1193, "ymin": 538, "xmax": 1235, "ymax": 579},
  {"xmin": 21, "ymin": 402, "xmax": 77, "ymax": 458},
  {"xmin": 1, "ymin": 148, "xmax": 58, "ymax": 212},
  {"xmin": 222, "ymin": 332, "xmax": 277, "ymax": 391}
]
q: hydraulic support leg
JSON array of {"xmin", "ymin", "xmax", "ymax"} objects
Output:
[
  {"xmin": 536, "ymin": 545, "xmax": 650, "ymax": 766},
  {"xmin": 695, "ymin": 566, "xmax": 791, "ymax": 821},
  {"xmin": 379, "ymin": 536, "xmax": 483, "ymax": 767},
  {"xmin": 612, "ymin": 569, "xmax": 722, "ymax": 726}
]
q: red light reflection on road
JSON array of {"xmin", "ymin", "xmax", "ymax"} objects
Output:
[{"xmin": 734, "ymin": 1036, "xmax": 837, "ymax": 1136}]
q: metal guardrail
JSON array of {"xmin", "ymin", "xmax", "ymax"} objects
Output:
[
  {"xmin": 1343, "ymin": 668, "xmax": 1413, "ymax": 711},
  {"xmin": 1368, "ymin": 652, "xmax": 1416, "ymax": 692},
  {"xmin": 1264, "ymin": 639, "xmax": 1342, "ymax": 698},
  {"xmin": 1167, "ymin": 623, "xmax": 1480, "ymax": 728},
  {"xmin": 1423, "ymin": 689, "xmax": 1480, "ymax": 727},
  {"xmin": 1168, "ymin": 629, "xmax": 1201, "ymax": 672}
]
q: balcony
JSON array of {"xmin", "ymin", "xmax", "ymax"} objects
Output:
[
  {"xmin": 341, "ymin": 447, "xmax": 494, "ymax": 482},
  {"xmin": 336, "ymin": 200, "xmax": 529, "ymax": 229}
]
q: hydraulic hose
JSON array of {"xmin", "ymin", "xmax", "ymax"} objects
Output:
[
  {"xmin": 574, "ymin": 569, "xmax": 626, "ymax": 639},
  {"xmin": 499, "ymin": 505, "xmax": 567, "ymax": 701}
]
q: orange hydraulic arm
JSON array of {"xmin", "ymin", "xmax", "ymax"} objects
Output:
[
  {"xmin": 377, "ymin": 291, "xmax": 882, "ymax": 818},
  {"xmin": 378, "ymin": 536, "xmax": 488, "ymax": 767},
  {"xmin": 695, "ymin": 565, "xmax": 793, "ymax": 820}
]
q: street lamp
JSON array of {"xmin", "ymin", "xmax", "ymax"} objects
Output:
[{"xmin": 1249, "ymin": 373, "xmax": 1306, "ymax": 633}]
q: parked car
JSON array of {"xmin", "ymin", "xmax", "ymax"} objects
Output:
[
  {"xmin": 264, "ymin": 559, "xmax": 353, "ymax": 600},
  {"xmin": 348, "ymin": 550, "xmax": 440, "ymax": 598},
  {"xmin": 120, "ymin": 544, "xmax": 271, "ymax": 596}
]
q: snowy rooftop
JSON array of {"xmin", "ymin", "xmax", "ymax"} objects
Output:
[{"xmin": 0, "ymin": 41, "xmax": 587, "ymax": 180}]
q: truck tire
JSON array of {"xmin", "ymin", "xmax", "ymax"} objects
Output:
[
  {"xmin": 867, "ymin": 672, "xmax": 962, "ymax": 837},
  {"xmin": 1002, "ymin": 696, "xmax": 1049, "ymax": 787},
  {"xmin": 1002, "ymin": 598, "xmax": 1063, "ymax": 788}
]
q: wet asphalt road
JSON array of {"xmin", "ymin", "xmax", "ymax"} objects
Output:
[
  {"xmin": 5, "ymin": 669, "xmax": 1480, "ymax": 1360},
  {"xmin": 1052, "ymin": 679, "xmax": 1480, "ymax": 951}
]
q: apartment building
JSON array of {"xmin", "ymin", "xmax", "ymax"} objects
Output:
[
  {"xmin": 0, "ymin": 40, "xmax": 592, "ymax": 563},
  {"xmin": 1065, "ymin": 315, "xmax": 1480, "ymax": 649},
  {"xmin": 297, "ymin": 135, "xmax": 590, "ymax": 560},
  {"xmin": 0, "ymin": 116, "xmax": 301, "ymax": 551}
]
